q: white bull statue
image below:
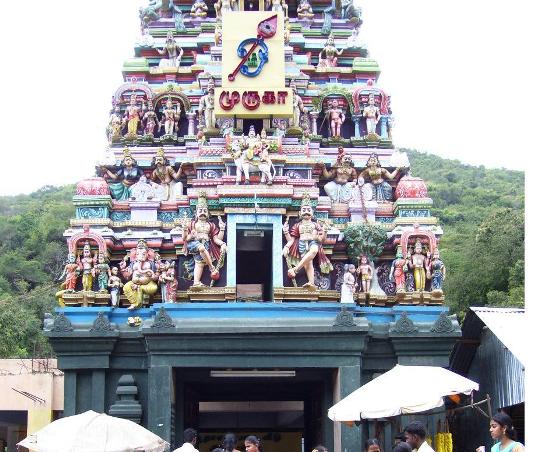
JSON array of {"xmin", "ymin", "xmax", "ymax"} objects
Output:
[{"xmin": 229, "ymin": 141, "xmax": 275, "ymax": 185}]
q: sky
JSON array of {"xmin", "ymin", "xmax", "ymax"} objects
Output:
[{"xmin": 0, "ymin": 0, "xmax": 545, "ymax": 197}]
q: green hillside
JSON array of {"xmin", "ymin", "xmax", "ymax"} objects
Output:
[{"xmin": 0, "ymin": 152, "xmax": 524, "ymax": 357}]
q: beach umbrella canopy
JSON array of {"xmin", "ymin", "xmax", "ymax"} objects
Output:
[
  {"xmin": 17, "ymin": 410, "xmax": 169, "ymax": 452},
  {"xmin": 328, "ymin": 364, "xmax": 479, "ymax": 421}
]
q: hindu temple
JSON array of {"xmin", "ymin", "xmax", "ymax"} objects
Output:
[{"xmin": 46, "ymin": 0, "xmax": 460, "ymax": 450}]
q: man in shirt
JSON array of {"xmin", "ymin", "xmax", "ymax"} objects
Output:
[
  {"xmin": 404, "ymin": 421, "xmax": 435, "ymax": 452},
  {"xmin": 173, "ymin": 428, "xmax": 199, "ymax": 452}
]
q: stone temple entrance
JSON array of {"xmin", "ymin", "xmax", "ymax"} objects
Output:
[{"xmin": 174, "ymin": 368, "xmax": 332, "ymax": 452}]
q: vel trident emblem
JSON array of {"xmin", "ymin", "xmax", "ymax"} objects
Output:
[{"xmin": 228, "ymin": 14, "xmax": 278, "ymax": 82}]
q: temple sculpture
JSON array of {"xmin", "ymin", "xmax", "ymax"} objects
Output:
[{"xmin": 58, "ymin": 0, "xmax": 445, "ymax": 309}]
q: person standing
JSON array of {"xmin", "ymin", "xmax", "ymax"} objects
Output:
[
  {"xmin": 404, "ymin": 421, "xmax": 435, "ymax": 452},
  {"xmin": 222, "ymin": 432, "xmax": 240, "ymax": 452},
  {"xmin": 476, "ymin": 412, "xmax": 524, "ymax": 452},
  {"xmin": 174, "ymin": 428, "xmax": 199, "ymax": 452},
  {"xmin": 365, "ymin": 438, "xmax": 381, "ymax": 452}
]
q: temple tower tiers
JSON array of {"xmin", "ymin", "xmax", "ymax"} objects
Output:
[{"xmin": 48, "ymin": 2, "xmax": 457, "ymax": 451}]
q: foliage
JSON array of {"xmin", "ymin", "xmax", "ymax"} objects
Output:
[
  {"xmin": 343, "ymin": 222, "xmax": 387, "ymax": 262},
  {"xmin": 0, "ymin": 185, "xmax": 73, "ymax": 358},
  {"xmin": 406, "ymin": 150, "xmax": 525, "ymax": 316}
]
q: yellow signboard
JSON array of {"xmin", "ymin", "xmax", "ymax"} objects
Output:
[{"xmin": 215, "ymin": 11, "xmax": 292, "ymax": 118}]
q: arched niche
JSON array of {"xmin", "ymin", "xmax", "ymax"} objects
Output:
[
  {"xmin": 67, "ymin": 225, "xmax": 108, "ymax": 256},
  {"xmin": 400, "ymin": 224, "xmax": 437, "ymax": 257}
]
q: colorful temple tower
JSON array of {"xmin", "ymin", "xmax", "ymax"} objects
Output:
[{"xmin": 47, "ymin": 1, "xmax": 459, "ymax": 451}]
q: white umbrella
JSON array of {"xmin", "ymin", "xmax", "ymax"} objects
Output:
[
  {"xmin": 328, "ymin": 364, "xmax": 479, "ymax": 421},
  {"xmin": 17, "ymin": 410, "xmax": 169, "ymax": 452}
]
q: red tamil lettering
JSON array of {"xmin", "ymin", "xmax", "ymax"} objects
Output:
[
  {"xmin": 219, "ymin": 91, "xmax": 240, "ymax": 111},
  {"xmin": 262, "ymin": 91, "xmax": 276, "ymax": 104},
  {"xmin": 277, "ymin": 91, "xmax": 288, "ymax": 104},
  {"xmin": 242, "ymin": 91, "xmax": 261, "ymax": 110}
]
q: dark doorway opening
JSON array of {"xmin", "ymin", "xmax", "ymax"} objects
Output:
[
  {"xmin": 236, "ymin": 225, "xmax": 273, "ymax": 301},
  {"xmin": 242, "ymin": 118, "xmax": 264, "ymax": 136},
  {"xmin": 174, "ymin": 368, "xmax": 332, "ymax": 452}
]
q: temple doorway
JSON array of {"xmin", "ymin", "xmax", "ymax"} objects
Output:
[
  {"xmin": 236, "ymin": 225, "xmax": 273, "ymax": 301},
  {"xmin": 174, "ymin": 368, "xmax": 331, "ymax": 452}
]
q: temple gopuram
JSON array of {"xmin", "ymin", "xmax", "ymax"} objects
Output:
[{"xmin": 46, "ymin": 1, "xmax": 460, "ymax": 450}]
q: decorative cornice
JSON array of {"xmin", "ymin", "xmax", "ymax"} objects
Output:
[
  {"xmin": 90, "ymin": 312, "xmax": 115, "ymax": 333},
  {"xmin": 333, "ymin": 307, "xmax": 356, "ymax": 327},
  {"xmin": 430, "ymin": 312, "xmax": 455, "ymax": 334},
  {"xmin": 151, "ymin": 307, "xmax": 175, "ymax": 329},
  {"xmin": 391, "ymin": 312, "xmax": 418, "ymax": 334},
  {"xmin": 51, "ymin": 313, "xmax": 74, "ymax": 333}
]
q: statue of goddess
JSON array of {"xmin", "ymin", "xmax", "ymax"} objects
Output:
[
  {"xmin": 318, "ymin": 33, "xmax": 344, "ymax": 69},
  {"xmin": 362, "ymin": 94, "xmax": 380, "ymax": 135},
  {"xmin": 108, "ymin": 267, "xmax": 122, "ymax": 307},
  {"xmin": 141, "ymin": 100, "xmax": 160, "ymax": 137},
  {"xmin": 102, "ymin": 148, "xmax": 144, "ymax": 201},
  {"xmin": 340, "ymin": 263, "xmax": 357, "ymax": 303},
  {"xmin": 161, "ymin": 97, "xmax": 180, "ymax": 136},
  {"xmin": 389, "ymin": 247, "xmax": 407, "ymax": 293},
  {"xmin": 94, "ymin": 252, "xmax": 110, "ymax": 293},
  {"xmin": 357, "ymin": 153, "xmax": 401, "ymax": 202},
  {"xmin": 124, "ymin": 94, "xmax": 142, "ymax": 138},
  {"xmin": 290, "ymin": 82, "xmax": 308, "ymax": 129},
  {"xmin": 427, "ymin": 248, "xmax": 446, "ymax": 292},
  {"xmin": 157, "ymin": 32, "xmax": 183, "ymax": 68}
]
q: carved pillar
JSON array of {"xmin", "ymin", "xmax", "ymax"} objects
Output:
[
  {"xmin": 352, "ymin": 115, "xmax": 362, "ymax": 138},
  {"xmin": 310, "ymin": 111, "xmax": 319, "ymax": 135},
  {"xmin": 187, "ymin": 111, "xmax": 196, "ymax": 135},
  {"xmin": 380, "ymin": 115, "xmax": 388, "ymax": 138}
]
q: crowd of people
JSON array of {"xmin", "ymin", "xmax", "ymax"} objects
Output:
[{"xmin": 173, "ymin": 413, "xmax": 524, "ymax": 452}]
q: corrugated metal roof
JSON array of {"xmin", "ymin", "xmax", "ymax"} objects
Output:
[{"xmin": 471, "ymin": 307, "xmax": 525, "ymax": 365}]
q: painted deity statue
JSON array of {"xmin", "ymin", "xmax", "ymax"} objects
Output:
[
  {"xmin": 150, "ymin": 147, "xmax": 186, "ymax": 200},
  {"xmin": 321, "ymin": 149, "xmax": 357, "ymax": 203},
  {"xmin": 141, "ymin": 100, "xmax": 160, "ymax": 137},
  {"xmin": 362, "ymin": 94, "xmax": 380, "ymax": 135},
  {"xmin": 198, "ymin": 78, "xmax": 216, "ymax": 131},
  {"xmin": 214, "ymin": 0, "xmax": 237, "ymax": 19},
  {"xmin": 58, "ymin": 253, "xmax": 80, "ymax": 292},
  {"xmin": 163, "ymin": 260, "xmax": 178, "ymax": 302},
  {"xmin": 102, "ymin": 148, "xmax": 144, "ymax": 201},
  {"xmin": 161, "ymin": 98, "xmax": 180, "ymax": 136},
  {"xmin": 181, "ymin": 195, "xmax": 227, "ymax": 287},
  {"xmin": 318, "ymin": 33, "xmax": 344, "ymax": 69},
  {"xmin": 157, "ymin": 31, "xmax": 183, "ymax": 68},
  {"xmin": 271, "ymin": 0, "xmax": 288, "ymax": 17},
  {"xmin": 190, "ymin": 0, "xmax": 208, "ymax": 18},
  {"xmin": 282, "ymin": 195, "xmax": 333, "ymax": 289},
  {"xmin": 357, "ymin": 254, "xmax": 374, "ymax": 294},
  {"xmin": 108, "ymin": 266, "xmax": 122, "ymax": 307},
  {"xmin": 389, "ymin": 247, "xmax": 407, "ymax": 293},
  {"xmin": 107, "ymin": 105, "xmax": 124, "ymax": 143},
  {"xmin": 406, "ymin": 239, "xmax": 429, "ymax": 292},
  {"xmin": 214, "ymin": 20, "xmax": 223, "ymax": 46},
  {"xmin": 290, "ymin": 82, "xmax": 308, "ymax": 129},
  {"xmin": 340, "ymin": 263, "xmax": 357, "ymax": 303},
  {"xmin": 231, "ymin": 126, "xmax": 274, "ymax": 185},
  {"xmin": 297, "ymin": 0, "xmax": 314, "ymax": 20},
  {"xmin": 94, "ymin": 252, "xmax": 110, "ymax": 293},
  {"xmin": 77, "ymin": 242, "xmax": 96, "ymax": 292},
  {"xmin": 119, "ymin": 240, "xmax": 159, "ymax": 310},
  {"xmin": 125, "ymin": 94, "xmax": 142, "ymax": 138},
  {"xmin": 325, "ymin": 99, "xmax": 346, "ymax": 138},
  {"xmin": 357, "ymin": 153, "xmax": 401, "ymax": 202},
  {"xmin": 427, "ymin": 248, "xmax": 446, "ymax": 292}
]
